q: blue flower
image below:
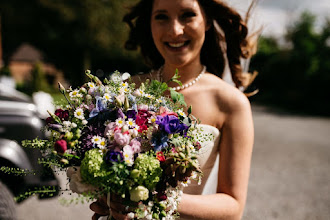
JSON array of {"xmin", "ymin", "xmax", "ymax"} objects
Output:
[
  {"xmin": 151, "ymin": 132, "xmax": 169, "ymax": 152},
  {"xmin": 89, "ymin": 96, "xmax": 108, "ymax": 119}
]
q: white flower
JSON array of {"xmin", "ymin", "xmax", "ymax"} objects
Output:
[
  {"xmin": 121, "ymin": 82, "xmax": 129, "ymax": 88},
  {"xmin": 126, "ymin": 118, "xmax": 136, "ymax": 127},
  {"xmin": 74, "ymin": 108, "xmax": 85, "ymax": 120},
  {"xmin": 115, "ymin": 118, "xmax": 125, "ymax": 127},
  {"xmin": 130, "ymin": 186, "xmax": 149, "ymax": 202},
  {"xmin": 71, "ymin": 122, "xmax": 77, "ymax": 128},
  {"xmin": 103, "ymin": 93, "xmax": 112, "ymax": 102},
  {"xmin": 144, "ymin": 93, "xmax": 154, "ymax": 99},
  {"xmin": 63, "ymin": 121, "xmax": 71, "ymax": 127},
  {"xmin": 127, "ymin": 212, "xmax": 135, "ymax": 219},
  {"xmin": 177, "ymin": 109, "xmax": 186, "ymax": 117},
  {"xmin": 98, "ymin": 138, "xmax": 107, "ymax": 150},
  {"xmin": 156, "ymin": 98, "xmax": 163, "ymax": 104},
  {"xmin": 87, "ymin": 82, "xmax": 96, "ymax": 88},
  {"xmin": 148, "ymin": 116, "xmax": 157, "ymax": 124},
  {"xmin": 133, "ymin": 89, "xmax": 144, "ymax": 97},
  {"xmin": 122, "ymin": 72, "xmax": 131, "ymax": 81},
  {"xmin": 123, "ymin": 145, "xmax": 134, "ymax": 166},
  {"xmin": 92, "ymin": 135, "xmax": 102, "ymax": 144},
  {"xmin": 69, "ymin": 89, "xmax": 82, "ymax": 98},
  {"xmin": 82, "ymin": 120, "xmax": 88, "ymax": 125}
]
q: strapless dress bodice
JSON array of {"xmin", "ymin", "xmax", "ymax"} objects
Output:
[{"xmin": 183, "ymin": 124, "xmax": 221, "ymax": 195}]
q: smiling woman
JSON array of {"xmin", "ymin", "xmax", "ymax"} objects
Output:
[{"xmin": 90, "ymin": 0, "xmax": 256, "ymax": 219}]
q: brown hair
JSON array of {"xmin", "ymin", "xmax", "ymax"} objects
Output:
[{"xmin": 123, "ymin": 0, "xmax": 254, "ymax": 88}]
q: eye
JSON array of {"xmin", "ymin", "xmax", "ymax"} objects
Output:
[
  {"xmin": 181, "ymin": 11, "xmax": 196, "ymax": 19},
  {"xmin": 154, "ymin": 13, "xmax": 168, "ymax": 20}
]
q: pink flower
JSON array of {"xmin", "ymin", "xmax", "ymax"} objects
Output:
[
  {"xmin": 114, "ymin": 131, "xmax": 130, "ymax": 146},
  {"xmin": 88, "ymin": 87, "xmax": 96, "ymax": 95},
  {"xmin": 129, "ymin": 139, "xmax": 141, "ymax": 154},
  {"xmin": 137, "ymin": 104, "xmax": 148, "ymax": 111},
  {"xmin": 54, "ymin": 139, "xmax": 67, "ymax": 154},
  {"xmin": 104, "ymin": 122, "xmax": 116, "ymax": 136},
  {"xmin": 159, "ymin": 106, "xmax": 178, "ymax": 117}
]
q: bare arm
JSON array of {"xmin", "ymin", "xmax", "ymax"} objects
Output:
[{"xmin": 178, "ymin": 93, "xmax": 254, "ymax": 220}]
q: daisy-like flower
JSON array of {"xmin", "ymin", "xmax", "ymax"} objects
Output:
[
  {"xmin": 148, "ymin": 116, "xmax": 157, "ymax": 124},
  {"xmin": 177, "ymin": 109, "xmax": 186, "ymax": 117},
  {"xmin": 133, "ymin": 89, "xmax": 144, "ymax": 97},
  {"xmin": 69, "ymin": 89, "xmax": 81, "ymax": 98},
  {"xmin": 126, "ymin": 118, "xmax": 136, "ymax": 127},
  {"xmin": 156, "ymin": 98, "xmax": 163, "ymax": 104},
  {"xmin": 121, "ymin": 82, "xmax": 128, "ymax": 88},
  {"xmin": 144, "ymin": 93, "xmax": 154, "ymax": 99},
  {"xmin": 87, "ymin": 82, "xmax": 96, "ymax": 88},
  {"xmin": 123, "ymin": 145, "xmax": 134, "ymax": 166},
  {"xmin": 74, "ymin": 108, "xmax": 85, "ymax": 120},
  {"xmin": 115, "ymin": 118, "xmax": 125, "ymax": 127},
  {"xmin": 103, "ymin": 93, "xmax": 112, "ymax": 102},
  {"xmin": 91, "ymin": 135, "xmax": 102, "ymax": 144},
  {"xmin": 98, "ymin": 137, "xmax": 107, "ymax": 150}
]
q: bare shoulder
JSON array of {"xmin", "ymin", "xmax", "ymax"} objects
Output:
[{"xmin": 202, "ymin": 73, "xmax": 251, "ymax": 114}]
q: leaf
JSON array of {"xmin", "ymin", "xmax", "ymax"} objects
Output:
[{"xmin": 170, "ymin": 89, "xmax": 187, "ymax": 107}]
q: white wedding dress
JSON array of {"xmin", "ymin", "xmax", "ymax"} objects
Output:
[
  {"xmin": 179, "ymin": 124, "xmax": 221, "ymax": 220},
  {"xmin": 183, "ymin": 124, "xmax": 221, "ymax": 195}
]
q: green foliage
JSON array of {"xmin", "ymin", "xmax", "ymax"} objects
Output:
[
  {"xmin": 131, "ymin": 152, "xmax": 162, "ymax": 189},
  {"xmin": 251, "ymin": 12, "xmax": 330, "ymax": 116},
  {"xmin": 15, "ymin": 186, "xmax": 58, "ymax": 202},
  {"xmin": 0, "ymin": 166, "xmax": 36, "ymax": 176}
]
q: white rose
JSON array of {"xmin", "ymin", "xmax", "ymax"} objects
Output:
[{"xmin": 129, "ymin": 186, "xmax": 149, "ymax": 202}]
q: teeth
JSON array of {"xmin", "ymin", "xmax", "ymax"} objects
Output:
[{"xmin": 168, "ymin": 42, "xmax": 185, "ymax": 48}]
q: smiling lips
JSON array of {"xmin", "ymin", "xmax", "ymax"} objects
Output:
[{"xmin": 165, "ymin": 41, "xmax": 190, "ymax": 50}]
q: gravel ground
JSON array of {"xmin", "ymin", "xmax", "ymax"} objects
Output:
[{"xmin": 16, "ymin": 105, "xmax": 330, "ymax": 220}]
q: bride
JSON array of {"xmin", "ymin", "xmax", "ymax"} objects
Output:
[{"xmin": 91, "ymin": 0, "xmax": 254, "ymax": 219}]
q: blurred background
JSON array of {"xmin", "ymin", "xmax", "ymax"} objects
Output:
[
  {"xmin": 0, "ymin": 0, "xmax": 329, "ymax": 219},
  {"xmin": 0, "ymin": 0, "xmax": 329, "ymax": 115}
]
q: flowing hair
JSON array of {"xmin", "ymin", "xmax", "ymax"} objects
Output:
[{"xmin": 123, "ymin": 0, "xmax": 258, "ymax": 88}]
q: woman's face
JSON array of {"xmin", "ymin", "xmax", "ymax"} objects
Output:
[{"xmin": 151, "ymin": 0, "xmax": 208, "ymax": 68}]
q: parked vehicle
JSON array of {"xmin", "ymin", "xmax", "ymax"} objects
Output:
[{"xmin": 0, "ymin": 83, "xmax": 59, "ymax": 219}]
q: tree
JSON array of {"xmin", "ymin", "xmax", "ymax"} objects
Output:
[{"xmin": 0, "ymin": 0, "xmax": 144, "ymax": 86}]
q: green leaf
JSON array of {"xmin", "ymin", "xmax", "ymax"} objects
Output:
[
  {"xmin": 170, "ymin": 89, "xmax": 187, "ymax": 107},
  {"xmin": 187, "ymin": 105, "xmax": 192, "ymax": 115}
]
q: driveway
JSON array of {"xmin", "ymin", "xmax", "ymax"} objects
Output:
[{"xmin": 16, "ymin": 105, "xmax": 330, "ymax": 220}]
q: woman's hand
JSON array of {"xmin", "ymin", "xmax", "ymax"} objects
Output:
[{"xmin": 90, "ymin": 194, "xmax": 136, "ymax": 220}]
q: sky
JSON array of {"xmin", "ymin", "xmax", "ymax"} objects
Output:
[{"xmin": 224, "ymin": 0, "xmax": 330, "ymax": 37}]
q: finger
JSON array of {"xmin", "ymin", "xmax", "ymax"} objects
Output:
[
  {"xmin": 110, "ymin": 208, "xmax": 130, "ymax": 220},
  {"xmin": 91, "ymin": 213, "xmax": 102, "ymax": 220},
  {"xmin": 90, "ymin": 201, "xmax": 110, "ymax": 216}
]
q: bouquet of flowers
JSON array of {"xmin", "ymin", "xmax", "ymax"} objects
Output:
[{"xmin": 22, "ymin": 70, "xmax": 212, "ymax": 220}]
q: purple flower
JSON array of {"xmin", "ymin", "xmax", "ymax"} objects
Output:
[
  {"xmin": 156, "ymin": 115, "xmax": 189, "ymax": 134},
  {"xmin": 126, "ymin": 109, "xmax": 137, "ymax": 120},
  {"xmin": 105, "ymin": 150, "xmax": 123, "ymax": 164}
]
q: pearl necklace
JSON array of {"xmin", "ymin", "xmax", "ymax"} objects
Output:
[{"xmin": 157, "ymin": 65, "xmax": 206, "ymax": 91}]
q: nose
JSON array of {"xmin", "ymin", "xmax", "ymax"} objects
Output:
[{"xmin": 168, "ymin": 19, "xmax": 184, "ymax": 37}]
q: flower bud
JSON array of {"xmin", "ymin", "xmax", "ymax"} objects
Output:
[
  {"xmin": 124, "ymin": 96, "xmax": 130, "ymax": 110},
  {"xmin": 64, "ymin": 132, "xmax": 73, "ymax": 141},
  {"xmin": 130, "ymin": 169, "xmax": 140, "ymax": 179},
  {"xmin": 58, "ymin": 82, "xmax": 66, "ymax": 94},
  {"xmin": 115, "ymin": 96, "xmax": 122, "ymax": 107},
  {"xmin": 60, "ymin": 158, "xmax": 69, "ymax": 165},
  {"xmin": 54, "ymin": 140, "xmax": 67, "ymax": 154}
]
